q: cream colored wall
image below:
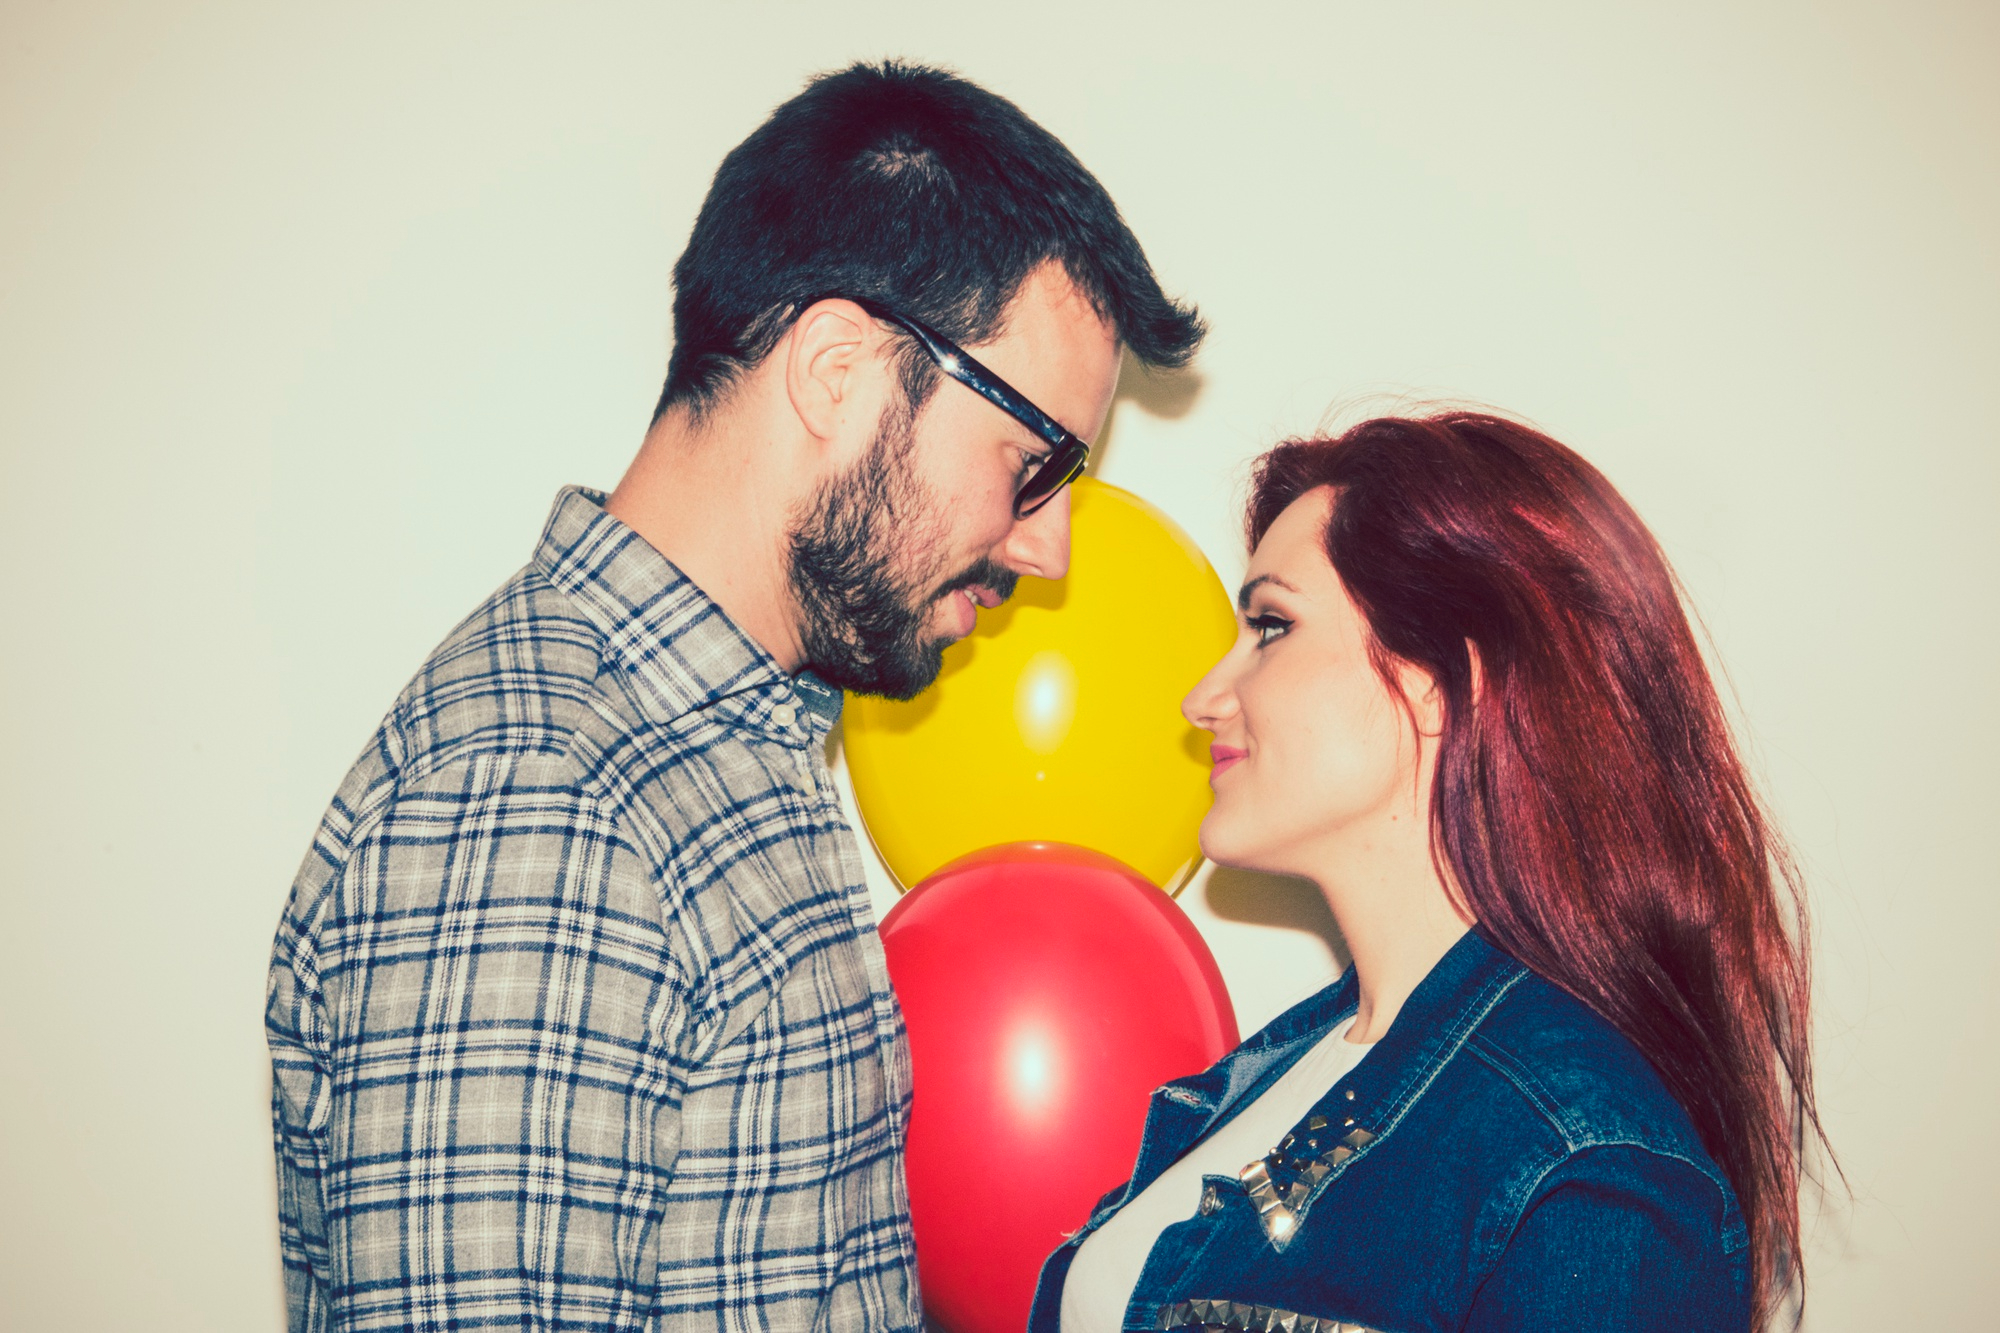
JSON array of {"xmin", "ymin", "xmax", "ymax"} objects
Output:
[{"xmin": 2, "ymin": 2, "xmax": 1992, "ymax": 1327}]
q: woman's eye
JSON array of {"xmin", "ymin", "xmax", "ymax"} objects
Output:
[{"xmin": 1248, "ymin": 613, "xmax": 1291, "ymax": 647}]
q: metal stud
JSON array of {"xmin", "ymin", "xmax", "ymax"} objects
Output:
[{"xmin": 1155, "ymin": 1300, "xmax": 1380, "ymax": 1333}]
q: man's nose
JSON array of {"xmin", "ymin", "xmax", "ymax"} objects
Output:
[{"xmin": 1001, "ymin": 486, "xmax": 1072, "ymax": 581}]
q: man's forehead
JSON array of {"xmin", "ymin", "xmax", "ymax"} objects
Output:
[
  {"xmin": 966, "ymin": 268, "xmax": 1119, "ymax": 438},
  {"xmin": 976, "ymin": 265, "xmax": 1109, "ymax": 347}
]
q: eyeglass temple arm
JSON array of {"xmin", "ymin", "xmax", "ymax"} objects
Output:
[{"xmin": 844, "ymin": 298, "xmax": 1079, "ymax": 452}]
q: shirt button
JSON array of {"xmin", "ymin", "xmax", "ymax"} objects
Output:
[
  {"xmin": 1199, "ymin": 1184, "xmax": 1222, "ymax": 1216},
  {"xmin": 772, "ymin": 702, "xmax": 797, "ymax": 729}
]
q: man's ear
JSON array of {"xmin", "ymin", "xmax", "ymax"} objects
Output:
[{"xmin": 783, "ymin": 299, "xmax": 884, "ymax": 444}]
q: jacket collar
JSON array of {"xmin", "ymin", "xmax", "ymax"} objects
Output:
[
  {"xmin": 1324, "ymin": 927, "xmax": 1527, "ymax": 1137},
  {"xmin": 1141, "ymin": 928, "xmax": 1525, "ymax": 1182},
  {"xmin": 1205, "ymin": 928, "xmax": 1529, "ymax": 1251}
]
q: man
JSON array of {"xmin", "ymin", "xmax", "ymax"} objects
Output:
[{"xmin": 268, "ymin": 60, "xmax": 1202, "ymax": 1331}]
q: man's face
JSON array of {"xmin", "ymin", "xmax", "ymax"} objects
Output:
[{"xmin": 788, "ymin": 266, "xmax": 1121, "ymax": 699}]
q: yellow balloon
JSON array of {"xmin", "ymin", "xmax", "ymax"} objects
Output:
[{"xmin": 843, "ymin": 477, "xmax": 1238, "ymax": 893}]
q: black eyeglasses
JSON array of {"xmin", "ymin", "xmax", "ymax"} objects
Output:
[{"xmin": 846, "ymin": 298, "xmax": 1091, "ymax": 519}]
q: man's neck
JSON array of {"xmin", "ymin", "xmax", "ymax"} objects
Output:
[{"xmin": 605, "ymin": 405, "xmax": 807, "ymax": 672}]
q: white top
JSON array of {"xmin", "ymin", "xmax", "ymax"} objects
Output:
[{"xmin": 1059, "ymin": 1018, "xmax": 1374, "ymax": 1333}]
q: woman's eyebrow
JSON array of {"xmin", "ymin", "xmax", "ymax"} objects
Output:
[{"xmin": 1237, "ymin": 573, "xmax": 1302, "ymax": 611}]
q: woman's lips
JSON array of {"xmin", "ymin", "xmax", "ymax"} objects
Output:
[{"xmin": 1209, "ymin": 745, "xmax": 1246, "ymax": 782}]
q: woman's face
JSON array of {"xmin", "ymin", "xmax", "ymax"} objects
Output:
[{"xmin": 1182, "ymin": 487, "xmax": 1438, "ymax": 879}]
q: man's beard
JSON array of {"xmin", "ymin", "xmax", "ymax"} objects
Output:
[{"xmin": 787, "ymin": 396, "xmax": 1017, "ymax": 701}]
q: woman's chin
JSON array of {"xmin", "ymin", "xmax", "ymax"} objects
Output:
[
  {"xmin": 1199, "ymin": 814, "xmax": 1309, "ymax": 882},
  {"xmin": 1196, "ymin": 820, "xmax": 1259, "ymax": 875}
]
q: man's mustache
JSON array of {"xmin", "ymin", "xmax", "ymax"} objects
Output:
[{"xmin": 940, "ymin": 560, "xmax": 1020, "ymax": 606}]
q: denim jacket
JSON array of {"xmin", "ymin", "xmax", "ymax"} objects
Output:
[{"xmin": 1029, "ymin": 930, "xmax": 1750, "ymax": 1333}]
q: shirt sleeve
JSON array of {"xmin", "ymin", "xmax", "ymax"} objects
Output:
[
  {"xmin": 269, "ymin": 754, "xmax": 693, "ymax": 1332},
  {"xmin": 1464, "ymin": 1144, "xmax": 1751, "ymax": 1333}
]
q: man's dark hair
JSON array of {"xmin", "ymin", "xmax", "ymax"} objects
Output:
[{"xmin": 656, "ymin": 60, "xmax": 1204, "ymax": 421}]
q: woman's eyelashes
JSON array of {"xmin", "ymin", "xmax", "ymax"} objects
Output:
[{"xmin": 1247, "ymin": 612, "xmax": 1292, "ymax": 647}]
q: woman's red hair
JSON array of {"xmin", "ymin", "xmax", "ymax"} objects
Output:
[{"xmin": 1248, "ymin": 412, "xmax": 1822, "ymax": 1321}]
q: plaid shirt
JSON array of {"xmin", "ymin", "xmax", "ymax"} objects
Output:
[{"xmin": 268, "ymin": 487, "xmax": 921, "ymax": 1332}]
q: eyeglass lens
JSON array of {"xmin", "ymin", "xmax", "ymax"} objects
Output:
[{"xmin": 1013, "ymin": 440, "xmax": 1088, "ymax": 518}]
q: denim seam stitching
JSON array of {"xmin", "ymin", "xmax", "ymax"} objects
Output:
[
  {"xmin": 1464, "ymin": 1032, "xmax": 1745, "ymax": 1250},
  {"xmin": 1372, "ymin": 966, "xmax": 1530, "ymax": 1133},
  {"xmin": 1465, "ymin": 1032, "xmax": 1581, "ymax": 1149},
  {"xmin": 1292, "ymin": 967, "xmax": 1531, "ymax": 1225},
  {"xmin": 1482, "ymin": 1139, "xmax": 1753, "ymax": 1281}
]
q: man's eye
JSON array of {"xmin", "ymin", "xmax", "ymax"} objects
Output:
[
  {"xmin": 1248, "ymin": 613, "xmax": 1291, "ymax": 647},
  {"xmin": 1018, "ymin": 447, "xmax": 1049, "ymax": 481}
]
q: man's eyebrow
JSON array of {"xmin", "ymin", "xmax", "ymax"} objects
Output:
[{"xmin": 1237, "ymin": 573, "xmax": 1301, "ymax": 611}]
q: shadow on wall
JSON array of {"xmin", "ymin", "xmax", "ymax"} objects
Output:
[
  {"xmin": 1203, "ymin": 865, "xmax": 1352, "ymax": 972},
  {"xmin": 1087, "ymin": 349, "xmax": 1206, "ymax": 478}
]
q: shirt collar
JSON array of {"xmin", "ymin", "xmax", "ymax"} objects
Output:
[{"xmin": 532, "ymin": 485, "xmax": 835, "ymax": 739}]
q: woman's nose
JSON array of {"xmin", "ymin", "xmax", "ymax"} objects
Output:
[{"xmin": 1181, "ymin": 652, "xmax": 1239, "ymax": 730}]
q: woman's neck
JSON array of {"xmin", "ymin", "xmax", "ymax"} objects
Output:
[{"xmin": 1310, "ymin": 817, "xmax": 1473, "ymax": 1045}]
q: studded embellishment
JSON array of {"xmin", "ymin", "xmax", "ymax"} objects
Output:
[
  {"xmin": 1236, "ymin": 1120, "xmax": 1377, "ymax": 1248},
  {"xmin": 1155, "ymin": 1297, "xmax": 1385, "ymax": 1331}
]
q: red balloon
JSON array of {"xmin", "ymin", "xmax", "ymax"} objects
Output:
[{"xmin": 880, "ymin": 842, "xmax": 1238, "ymax": 1333}]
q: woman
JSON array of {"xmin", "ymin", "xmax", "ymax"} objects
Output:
[{"xmin": 1029, "ymin": 412, "xmax": 1822, "ymax": 1332}]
